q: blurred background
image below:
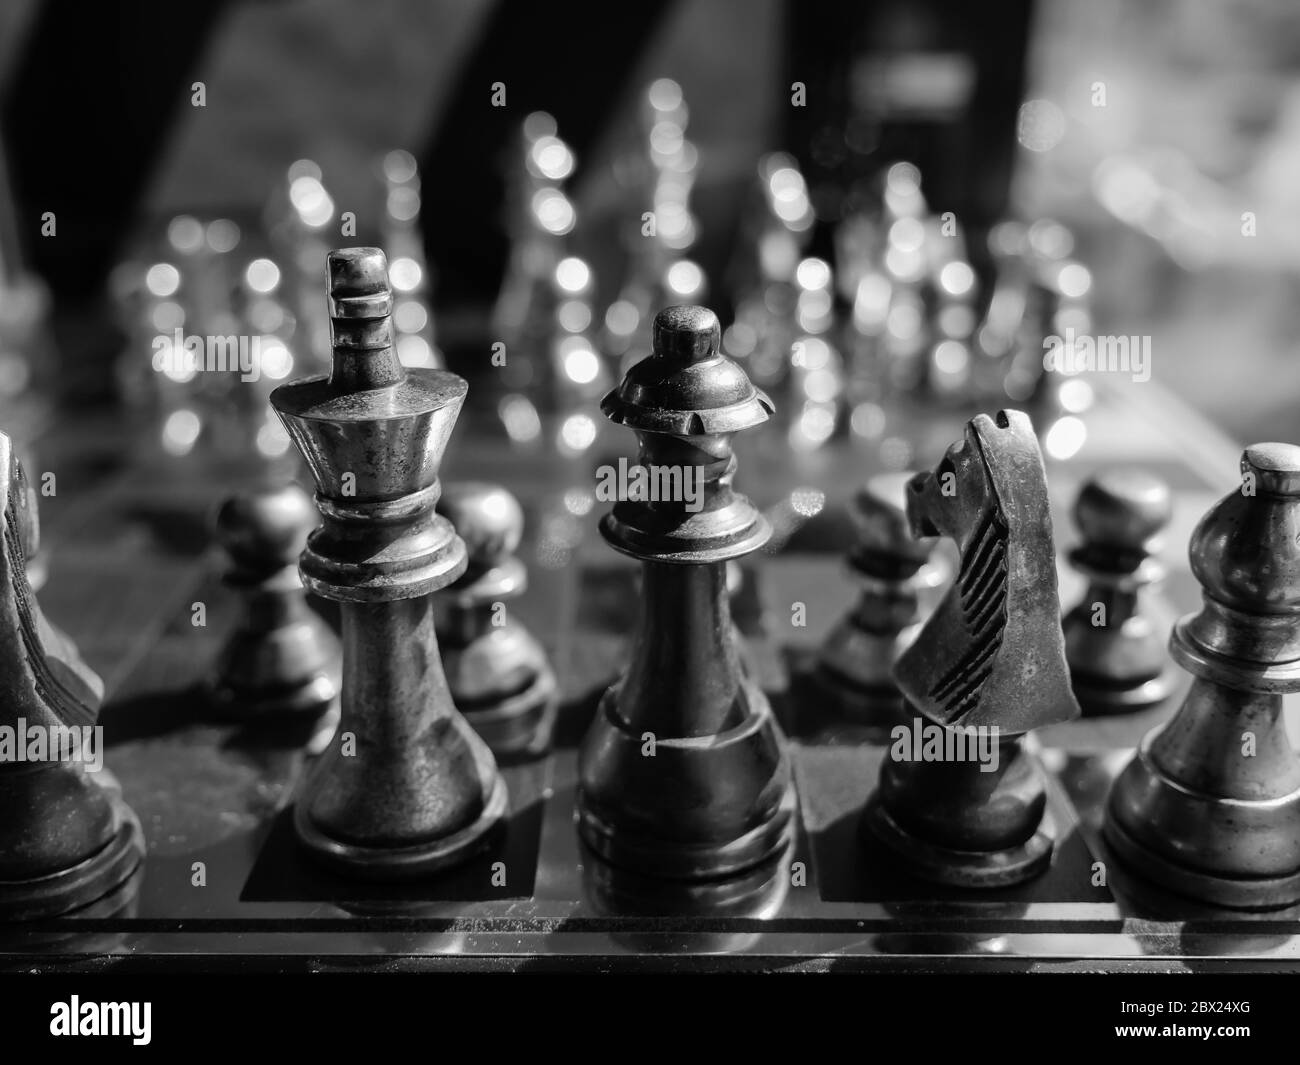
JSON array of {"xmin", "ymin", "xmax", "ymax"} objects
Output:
[{"xmin": 0, "ymin": 0, "xmax": 1297, "ymax": 468}]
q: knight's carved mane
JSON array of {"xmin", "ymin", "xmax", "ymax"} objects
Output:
[
  {"xmin": 2, "ymin": 455, "xmax": 97, "ymax": 727},
  {"xmin": 926, "ymin": 505, "xmax": 1009, "ymax": 725}
]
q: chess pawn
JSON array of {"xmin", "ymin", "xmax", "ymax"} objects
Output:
[
  {"xmin": 863, "ymin": 411, "xmax": 1080, "ymax": 887},
  {"xmin": 578, "ymin": 305, "xmax": 797, "ymax": 884},
  {"xmin": 0, "ymin": 432, "xmax": 145, "ymax": 918},
  {"xmin": 209, "ymin": 484, "xmax": 340, "ymax": 723},
  {"xmin": 815, "ymin": 471, "xmax": 949, "ymax": 729},
  {"xmin": 270, "ymin": 247, "xmax": 505, "ymax": 879},
  {"xmin": 1063, "ymin": 470, "xmax": 1178, "ymax": 715},
  {"xmin": 436, "ymin": 482, "xmax": 557, "ymax": 758},
  {"xmin": 1105, "ymin": 444, "xmax": 1300, "ymax": 909}
]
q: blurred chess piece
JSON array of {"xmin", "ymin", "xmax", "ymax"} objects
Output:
[
  {"xmin": 267, "ymin": 160, "xmax": 338, "ymax": 373},
  {"xmin": 379, "ymin": 149, "xmax": 442, "ymax": 370},
  {"xmin": 816, "ymin": 472, "xmax": 949, "ymax": 731},
  {"xmin": 1063, "ymin": 470, "xmax": 1178, "ymax": 715},
  {"xmin": 602, "ymin": 80, "xmax": 706, "ymax": 375},
  {"xmin": 0, "ymin": 137, "xmax": 57, "ymax": 437},
  {"xmin": 493, "ymin": 113, "xmax": 578, "ymax": 384},
  {"xmin": 0, "ymin": 432, "xmax": 145, "ymax": 919},
  {"xmin": 436, "ymin": 482, "xmax": 557, "ymax": 759},
  {"xmin": 1106, "ymin": 444, "xmax": 1300, "ymax": 909},
  {"xmin": 209, "ymin": 485, "xmax": 340, "ymax": 738},
  {"xmin": 723, "ymin": 154, "xmax": 814, "ymax": 392}
]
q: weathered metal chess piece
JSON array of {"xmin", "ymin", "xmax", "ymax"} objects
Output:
[
  {"xmin": 863, "ymin": 410, "xmax": 1080, "ymax": 887},
  {"xmin": 577, "ymin": 305, "xmax": 797, "ymax": 884},
  {"xmin": 1105, "ymin": 443, "xmax": 1300, "ymax": 909},
  {"xmin": 270, "ymin": 247, "xmax": 506, "ymax": 879},
  {"xmin": 0, "ymin": 431, "xmax": 145, "ymax": 918},
  {"xmin": 1063, "ymin": 470, "xmax": 1178, "ymax": 715},
  {"xmin": 436, "ymin": 482, "xmax": 557, "ymax": 758},
  {"xmin": 209, "ymin": 484, "xmax": 340, "ymax": 723},
  {"xmin": 815, "ymin": 472, "xmax": 949, "ymax": 729}
]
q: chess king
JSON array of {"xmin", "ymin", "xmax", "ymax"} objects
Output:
[
  {"xmin": 0, "ymin": 432, "xmax": 145, "ymax": 918},
  {"xmin": 864, "ymin": 410, "xmax": 1081, "ymax": 886},
  {"xmin": 270, "ymin": 248, "xmax": 505, "ymax": 878}
]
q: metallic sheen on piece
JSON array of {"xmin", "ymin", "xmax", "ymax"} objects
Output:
[
  {"xmin": 0, "ymin": 431, "xmax": 145, "ymax": 919},
  {"xmin": 1105, "ymin": 443, "xmax": 1300, "ymax": 909},
  {"xmin": 864, "ymin": 410, "xmax": 1081, "ymax": 887},
  {"xmin": 270, "ymin": 247, "xmax": 506, "ymax": 879},
  {"xmin": 577, "ymin": 304, "xmax": 797, "ymax": 885}
]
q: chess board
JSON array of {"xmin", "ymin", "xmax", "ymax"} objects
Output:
[{"xmin": 4, "ymin": 374, "xmax": 1298, "ymax": 973}]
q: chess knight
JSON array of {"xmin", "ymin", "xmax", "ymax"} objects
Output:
[
  {"xmin": 864, "ymin": 410, "xmax": 1081, "ymax": 887},
  {"xmin": 0, "ymin": 432, "xmax": 144, "ymax": 918}
]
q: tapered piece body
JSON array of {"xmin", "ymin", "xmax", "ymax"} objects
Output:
[
  {"xmin": 1105, "ymin": 443, "xmax": 1300, "ymax": 909},
  {"xmin": 577, "ymin": 305, "xmax": 796, "ymax": 883},
  {"xmin": 270, "ymin": 247, "xmax": 505, "ymax": 879},
  {"xmin": 0, "ymin": 432, "xmax": 144, "ymax": 919},
  {"xmin": 864, "ymin": 410, "xmax": 1080, "ymax": 887}
]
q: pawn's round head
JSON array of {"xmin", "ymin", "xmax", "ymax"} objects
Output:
[
  {"xmin": 1074, "ymin": 469, "xmax": 1172, "ymax": 553},
  {"xmin": 215, "ymin": 483, "xmax": 318, "ymax": 567},
  {"xmin": 852, "ymin": 471, "xmax": 935, "ymax": 565},
  {"xmin": 438, "ymin": 482, "xmax": 524, "ymax": 569},
  {"xmin": 652, "ymin": 305, "xmax": 721, "ymax": 366},
  {"xmin": 1189, "ymin": 443, "xmax": 1300, "ymax": 615}
]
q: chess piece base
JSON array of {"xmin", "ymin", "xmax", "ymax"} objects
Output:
[
  {"xmin": 577, "ymin": 684, "xmax": 798, "ymax": 881},
  {"xmin": 863, "ymin": 730, "xmax": 1056, "ymax": 888},
  {"xmin": 1073, "ymin": 663, "xmax": 1179, "ymax": 718},
  {"xmin": 294, "ymin": 772, "xmax": 507, "ymax": 880},
  {"xmin": 461, "ymin": 665, "xmax": 558, "ymax": 758},
  {"xmin": 1104, "ymin": 812, "xmax": 1300, "ymax": 911},
  {"xmin": 1104, "ymin": 734, "xmax": 1300, "ymax": 910},
  {"xmin": 862, "ymin": 792, "xmax": 1054, "ymax": 888},
  {"xmin": 0, "ymin": 788, "xmax": 144, "ymax": 921}
]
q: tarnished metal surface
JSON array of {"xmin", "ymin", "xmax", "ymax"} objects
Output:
[
  {"xmin": 578, "ymin": 306, "xmax": 797, "ymax": 895},
  {"xmin": 270, "ymin": 249, "xmax": 505, "ymax": 880},
  {"xmin": 865, "ymin": 410, "xmax": 1081, "ymax": 888},
  {"xmin": 1106, "ymin": 442, "xmax": 1300, "ymax": 909}
]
